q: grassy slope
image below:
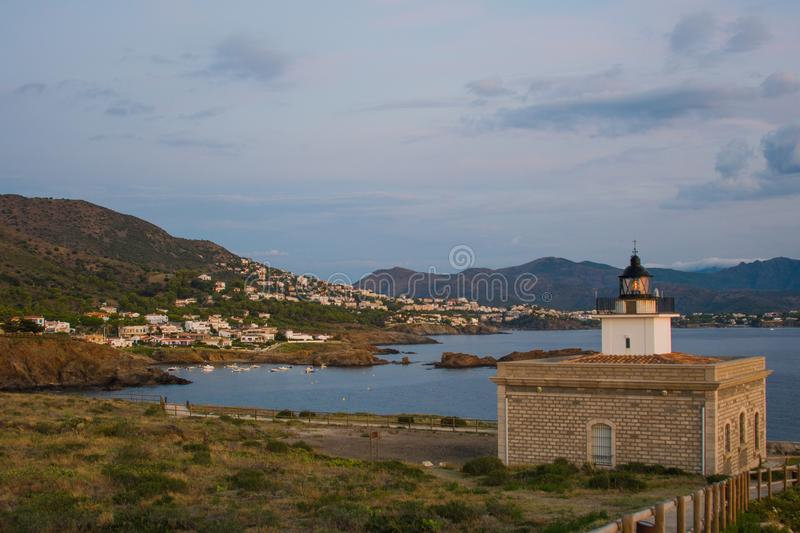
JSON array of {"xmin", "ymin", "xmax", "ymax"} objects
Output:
[{"xmin": 0, "ymin": 393, "xmax": 706, "ymax": 532}]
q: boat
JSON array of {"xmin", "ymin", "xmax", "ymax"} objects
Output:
[
  {"xmin": 320, "ymin": 363, "xmax": 327, "ymax": 369},
  {"xmin": 167, "ymin": 367, "xmax": 178, "ymax": 372},
  {"xmin": 270, "ymin": 366, "xmax": 290, "ymax": 373},
  {"xmin": 201, "ymin": 364, "xmax": 215, "ymax": 372},
  {"xmin": 305, "ymin": 366, "xmax": 315, "ymax": 374}
]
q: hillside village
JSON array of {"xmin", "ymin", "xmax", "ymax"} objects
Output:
[{"xmin": 2, "ymin": 257, "xmax": 604, "ymax": 350}]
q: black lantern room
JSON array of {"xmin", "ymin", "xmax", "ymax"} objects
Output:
[{"xmin": 619, "ymin": 247, "xmax": 652, "ymax": 299}]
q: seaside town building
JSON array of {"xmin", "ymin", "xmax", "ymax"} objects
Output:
[{"xmin": 492, "ymin": 248, "xmax": 770, "ymax": 475}]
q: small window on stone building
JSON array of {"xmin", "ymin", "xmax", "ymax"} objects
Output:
[
  {"xmin": 739, "ymin": 413, "xmax": 746, "ymax": 445},
  {"xmin": 591, "ymin": 423, "xmax": 613, "ymax": 466},
  {"xmin": 625, "ymin": 337, "xmax": 631, "ymax": 349},
  {"xmin": 754, "ymin": 413, "xmax": 760, "ymax": 450},
  {"xmin": 725, "ymin": 424, "xmax": 731, "ymax": 452}
]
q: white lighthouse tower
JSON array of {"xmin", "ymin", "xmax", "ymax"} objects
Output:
[{"xmin": 593, "ymin": 245, "xmax": 679, "ymax": 355}]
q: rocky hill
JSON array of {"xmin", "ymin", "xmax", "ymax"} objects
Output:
[
  {"xmin": 0, "ymin": 335, "xmax": 188, "ymax": 390},
  {"xmin": 0, "ymin": 194, "xmax": 239, "ymax": 313},
  {"xmin": 357, "ymin": 257, "xmax": 800, "ymax": 313}
]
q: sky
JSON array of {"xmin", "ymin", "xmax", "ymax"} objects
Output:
[{"xmin": 1, "ymin": 1, "xmax": 799, "ymax": 281}]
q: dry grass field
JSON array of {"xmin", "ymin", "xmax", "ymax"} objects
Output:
[{"xmin": 0, "ymin": 392, "xmax": 708, "ymax": 532}]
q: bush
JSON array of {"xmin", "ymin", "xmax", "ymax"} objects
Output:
[
  {"xmin": 514, "ymin": 458, "xmax": 580, "ymax": 493},
  {"xmin": 366, "ymin": 501, "xmax": 442, "ymax": 532},
  {"xmin": 291, "ymin": 440, "xmax": 313, "ymax": 451},
  {"xmin": 542, "ymin": 511, "xmax": 609, "ymax": 533},
  {"xmin": 374, "ymin": 460, "xmax": 427, "ymax": 481},
  {"xmin": 266, "ymin": 440, "xmax": 290, "ymax": 453},
  {"xmin": 276, "ymin": 410, "xmax": 295, "ymax": 419},
  {"xmin": 440, "ymin": 416, "xmax": 467, "ymax": 427},
  {"xmin": 618, "ymin": 462, "xmax": 686, "ymax": 476},
  {"xmin": 706, "ymin": 474, "xmax": 730, "ymax": 484},
  {"xmin": 227, "ymin": 468, "xmax": 277, "ymax": 492},
  {"xmin": 0, "ymin": 491, "xmax": 98, "ymax": 531},
  {"xmin": 182, "ymin": 442, "xmax": 211, "ymax": 465},
  {"xmin": 103, "ymin": 461, "xmax": 187, "ymax": 503},
  {"xmin": 484, "ymin": 498, "xmax": 523, "ymax": 522},
  {"xmin": 95, "ymin": 418, "xmax": 136, "ymax": 438},
  {"xmin": 298, "ymin": 410, "xmax": 316, "ymax": 419},
  {"xmin": 462, "ymin": 456, "xmax": 505, "ymax": 477},
  {"xmin": 586, "ymin": 471, "xmax": 647, "ymax": 492},
  {"xmin": 397, "ymin": 415, "xmax": 415, "ymax": 424},
  {"xmin": 429, "ymin": 501, "xmax": 480, "ymax": 523},
  {"xmin": 143, "ymin": 405, "xmax": 163, "ymax": 416}
]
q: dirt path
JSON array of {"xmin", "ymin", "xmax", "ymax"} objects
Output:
[{"xmin": 285, "ymin": 424, "xmax": 497, "ymax": 465}]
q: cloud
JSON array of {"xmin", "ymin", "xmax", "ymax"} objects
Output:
[
  {"xmin": 178, "ymin": 108, "xmax": 226, "ymax": 120},
  {"xmin": 362, "ymin": 99, "xmax": 459, "ymax": 112},
  {"xmin": 13, "ymin": 82, "xmax": 46, "ymax": 95},
  {"xmin": 762, "ymin": 125, "xmax": 800, "ymax": 175},
  {"xmin": 715, "ymin": 139, "xmax": 753, "ymax": 179},
  {"xmin": 667, "ymin": 125, "xmax": 800, "ymax": 208},
  {"xmin": 761, "ymin": 71, "xmax": 800, "ymax": 98},
  {"xmin": 724, "ymin": 16, "xmax": 771, "ymax": 53},
  {"xmin": 248, "ymin": 249, "xmax": 289, "ymax": 258},
  {"xmin": 669, "ymin": 12, "xmax": 716, "ymax": 55},
  {"xmin": 465, "ymin": 78, "xmax": 513, "ymax": 98},
  {"xmin": 526, "ymin": 65, "xmax": 623, "ymax": 100},
  {"xmin": 198, "ymin": 35, "xmax": 288, "ymax": 83},
  {"xmin": 104, "ymin": 99, "xmax": 154, "ymax": 117},
  {"xmin": 88, "ymin": 133, "xmax": 143, "ymax": 142},
  {"xmin": 667, "ymin": 13, "xmax": 770, "ymax": 62},
  {"xmin": 650, "ymin": 257, "xmax": 763, "ymax": 271},
  {"xmin": 158, "ymin": 135, "xmax": 241, "ymax": 154},
  {"xmin": 492, "ymin": 85, "xmax": 747, "ymax": 135}
]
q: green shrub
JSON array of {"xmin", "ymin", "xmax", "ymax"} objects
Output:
[
  {"xmin": 429, "ymin": 500, "xmax": 480, "ymax": 523},
  {"xmin": 266, "ymin": 440, "xmax": 290, "ymax": 453},
  {"xmin": 143, "ymin": 405, "xmax": 163, "ymax": 416},
  {"xmin": 373, "ymin": 460, "xmax": 427, "ymax": 481},
  {"xmin": 316, "ymin": 502, "xmax": 371, "ymax": 531},
  {"xmin": 95, "ymin": 418, "xmax": 136, "ymax": 438},
  {"xmin": 484, "ymin": 498, "xmax": 523, "ymax": 522},
  {"xmin": 32, "ymin": 440, "xmax": 88, "ymax": 458},
  {"xmin": 298, "ymin": 410, "xmax": 316, "ymax": 418},
  {"xmin": 397, "ymin": 415, "xmax": 415, "ymax": 424},
  {"xmin": 366, "ymin": 500, "xmax": 442, "ymax": 532},
  {"xmin": 0, "ymin": 491, "xmax": 98, "ymax": 531},
  {"xmin": 618, "ymin": 462, "xmax": 686, "ymax": 476},
  {"xmin": 276, "ymin": 410, "xmax": 295, "ymax": 419},
  {"xmin": 585, "ymin": 471, "xmax": 646, "ymax": 492},
  {"xmin": 218, "ymin": 414, "xmax": 245, "ymax": 425},
  {"xmin": 462, "ymin": 456, "xmax": 505, "ymax": 476},
  {"xmin": 440, "ymin": 416, "xmax": 467, "ymax": 427},
  {"xmin": 182, "ymin": 442, "xmax": 211, "ymax": 465},
  {"xmin": 291, "ymin": 440, "xmax": 313, "ymax": 451},
  {"xmin": 542, "ymin": 511, "xmax": 609, "ymax": 533},
  {"xmin": 33, "ymin": 421, "xmax": 58, "ymax": 435},
  {"xmin": 706, "ymin": 474, "xmax": 730, "ymax": 484},
  {"xmin": 514, "ymin": 458, "xmax": 580, "ymax": 493},
  {"xmin": 103, "ymin": 446, "xmax": 186, "ymax": 503},
  {"xmin": 227, "ymin": 468, "xmax": 277, "ymax": 492}
]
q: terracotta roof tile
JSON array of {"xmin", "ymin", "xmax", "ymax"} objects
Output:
[{"xmin": 566, "ymin": 352, "xmax": 721, "ymax": 365}]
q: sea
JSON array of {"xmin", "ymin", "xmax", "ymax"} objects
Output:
[{"xmin": 92, "ymin": 328, "xmax": 800, "ymax": 442}]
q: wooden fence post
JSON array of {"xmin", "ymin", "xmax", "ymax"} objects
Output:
[
  {"xmin": 757, "ymin": 467, "xmax": 762, "ymax": 499},
  {"xmin": 768, "ymin": 467, "xmax": 773, "ymax": 499},
  {"xmin": 704, "ymin": 486, "xmax": 713, "ymax": 533},
  {"xmin": 622, "ymin": 514, "xmax": 635, "ymax": 533},
  {"xmin": 744, "ymin": 471, "xmax": 750, "ymax": 511},
  {"xmin": 784, "ymin": 459, "xmax": 788, "ymax": 492},
  {"xmin": 713, "ymin": 484, "xmax": 720, "ymax": 533},
  {"xmin": 677, "ymin": 495, "xmax": 686, "ymax": 533},
  {"xmin": 720, "ymin": 481, "xmax": 727, "ymax": 530},
  {"xmin": 693, "ymin": 490, "xmax": 702, "ymax": 533},
  {"xmin": 655, "ymin": 502, "xmax": 666, "ymax": 533}
]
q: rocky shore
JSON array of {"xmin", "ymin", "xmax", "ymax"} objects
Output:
[
  {"xmin": 433, "ymin": 347, "xmax": 597, "ymax": 368},
  {"xmin": 0, "ymin": 335, "xmax": 189, "ymax": 391}
]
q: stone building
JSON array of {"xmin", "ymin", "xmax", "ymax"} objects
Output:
[{"xmin": 492, "ymin": 249, "xmax": 770, "ymax": 475}]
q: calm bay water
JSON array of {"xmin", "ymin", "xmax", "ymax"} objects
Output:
[{"xmin": 94, "ymin": 328, "xmax": 800, "ymax": 441}]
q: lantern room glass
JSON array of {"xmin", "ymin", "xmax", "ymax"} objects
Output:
[{"xmin": 620, "ymin": 276, "xmax": 651, "ymax": 297}]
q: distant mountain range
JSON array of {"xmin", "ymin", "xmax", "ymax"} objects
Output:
[
  {"xmin": 356, "ymin": 257, "xmax": 800, "ymax": 313},
  {"xmin": 0, "ymin": 194, "xmax": 238, "ymax": 312}
]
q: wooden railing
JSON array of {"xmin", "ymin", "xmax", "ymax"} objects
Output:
[{"xmin": 590, "ymin": 460, "xmax": 800, "ymax": 533}]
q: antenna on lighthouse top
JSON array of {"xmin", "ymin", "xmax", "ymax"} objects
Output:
[{"xmin": 632, "ymin": 240, "xmax": 638, "ymax": 256}]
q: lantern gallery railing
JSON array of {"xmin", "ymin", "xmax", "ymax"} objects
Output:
[{"xmin": 594, "ymin": 297, "xmax": 675, "ymax": 314}]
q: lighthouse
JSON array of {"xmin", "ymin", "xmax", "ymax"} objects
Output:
[{"xmin": 593, "ymin": 246, "xmax": 679, "ymax": 356}]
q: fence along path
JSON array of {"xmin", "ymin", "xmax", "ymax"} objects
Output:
[
  {"xmin": 590, "ymin": 460, "xmax": 800, "ymax": 533},
  {"xmin": 108, "ymin": 394, "xmax": 497, "ymax": 434}
]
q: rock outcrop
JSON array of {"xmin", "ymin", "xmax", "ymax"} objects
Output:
[
  {"xmin": 0, "ymin": 335, "xmax": 189, "ymax": 391},
  {"xmin": 433, "ymin": 347, "xmax": 598, "ymax": 368}
]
